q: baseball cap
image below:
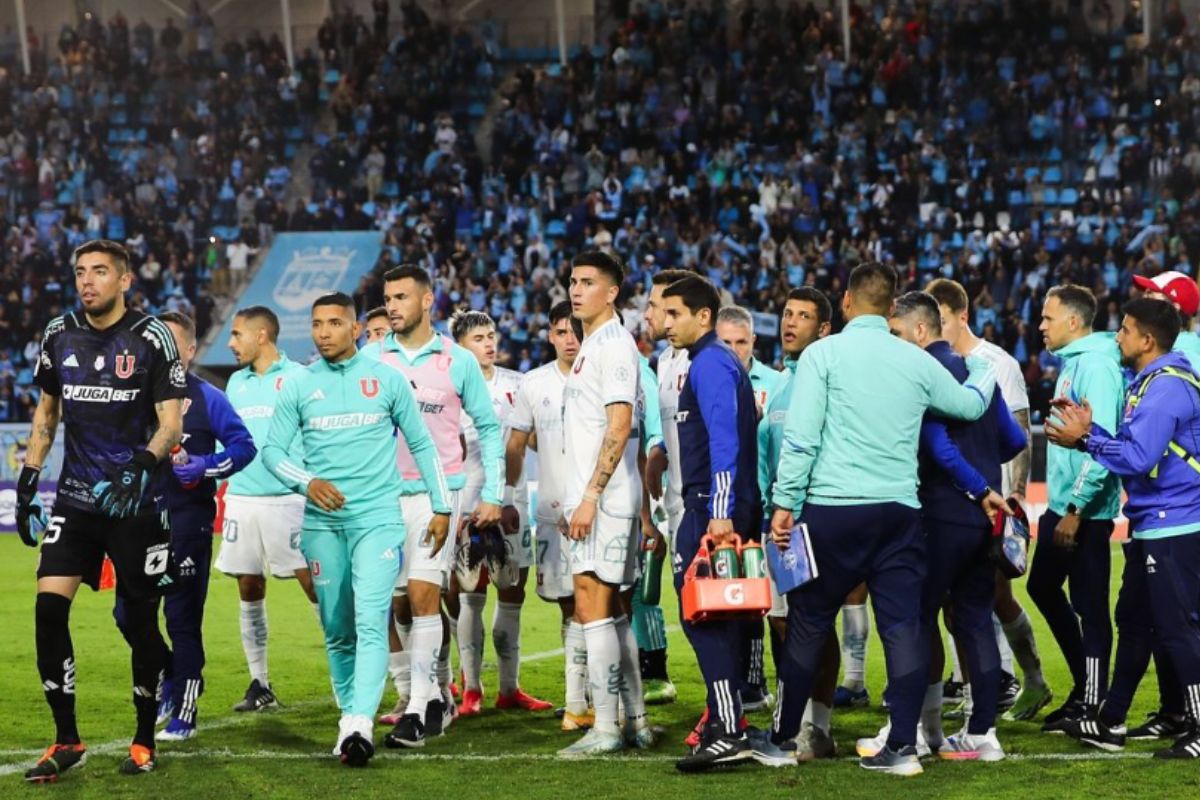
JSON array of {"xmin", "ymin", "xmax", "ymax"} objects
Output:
[{"xmin": 1132, "ymin": 271, "xmax": 1200, "ymax": 317}]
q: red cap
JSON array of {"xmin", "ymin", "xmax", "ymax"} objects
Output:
[{"xmin": 1133, "ymin": 271, "xmax": 1200, "ymax": 317}]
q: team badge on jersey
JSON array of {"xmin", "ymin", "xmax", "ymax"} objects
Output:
[
  {"xmin": 275, "ymin": 377, "xmax": 284, "ymax": 391},
  {"xmin": 94, "ymin": 355, "xmax": 105, "ymax": 371},
  {"xmin": 115, "ymin": 354, "xmax": 136, "ymax": 379},
  {"xmin": 170, "ymin": 362, "xmax": 187, "ymax": 389},
  {"xmin": 181, "ymin": 398, "xmax": 193, "ymax": 416},
  {"xmin": 360, "ymin": 378, "xmax": 379, "ymax": 398}
]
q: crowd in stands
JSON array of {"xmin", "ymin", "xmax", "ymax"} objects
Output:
[{"xmin": 2, "ymin": 0, "xmax": 1200, "ymax": 428}]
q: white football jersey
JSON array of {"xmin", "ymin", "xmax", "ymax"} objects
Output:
[
  {"xmin": 510, "ymin": 361, "xmax": 570, "ymax": 522},
  {"xmin": 656, "ymin": 346, "xmax": 690, "ymax": 511},
  {"xmin": 563, "ymin": 316, "xmax": 642, "ymax": 518},
  {"xmin": 970, "ymin": 338, "xmax": 1030, "ymax": 495},
  {"xmin": 464, "ymin": 366, "xmax": 528, "ymax": 510}
]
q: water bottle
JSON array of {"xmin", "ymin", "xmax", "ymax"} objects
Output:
[
  {"xmin": 640, "ymin": 548, "xmax": 662, "ymax": 605},
  {"xmin": 171, "ymin": 445, "xmax": 197, "ymax": 489},
  {"xmin": 741, "ymin": 539, "xmax": 766, "ymax": 579},
  {"xmin": 712, "ymin": 540, "xmax": 741, "ymax": 579}
]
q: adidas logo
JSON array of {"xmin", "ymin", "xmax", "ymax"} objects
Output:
[
  {"xmin": 179, "ymin": 557, "xmax": 195, "ymax": 568},
  {"xmin": 381, "ymin": 548, "xmax": 396, "ymax": 561},
  {"xmin": 63, "ymin": 354, "xmax": 79, "ymax": 367},
  {"xmin": 1146, "ymin": 554, "xmax": 1157, "ymax": 574},
  {"xmin": 157, "ymin": 574, "xmax": 174, "ymax": 588},
  {"xmin": 309, "ymin": 389, "xmax": 326, "ymax": 401}
]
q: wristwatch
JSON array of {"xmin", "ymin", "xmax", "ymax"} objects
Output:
[
  {"xmin": 1075, "ymin": 432, "xmax": 1090, "ymax": 452},
  {"xmin": 966, "ymin": 485, "xmax": 993, "ymax": 503}
]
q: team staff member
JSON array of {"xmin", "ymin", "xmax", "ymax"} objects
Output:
[
  {"xmin": 659, "ymin": 276, "xmax": 766, "ymax": 772},
  {"xmin": 757, "ymin": 287, "xmax": 837, "ymax": 762},
  {"xmin": 768, "ymin": 262, "xmax": 997, "ymax": 777},
  {"xmin": 1030, "ymin": 285, "xmax": 1124, "ymax": 731},
  {"xmin": 115, "ymin": 312, "xmax": 256, "ymax": 743},
  {"xmin": 263, "ymin": 292, "xmax": 451, "ymax": 767},
  {"xmin": 19, "ymin": 239, "xmax": 186, "ymax": 782},
  {"xmin": 882, "ymin": 293, "xmax": 1025, "ymax": 763},
  {"xmin": 1048, "ymin": 297, "xmax": 1200, "ymax": 759}
]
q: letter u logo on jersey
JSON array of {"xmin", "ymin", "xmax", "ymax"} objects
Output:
[
  {"xmin": 573, "ymin": 356, "xmax": 586, "ymax": 374},
  {"xmin": 115, "ymin": 354, "xmax": 135, "ymax": 379},
  {"xmin": 275, "ymin": 377, "xmax": 284, "ymax": 391},
  {"xmin": 360, "ymin": 378, "xmax": 380, "ymax": 398}
]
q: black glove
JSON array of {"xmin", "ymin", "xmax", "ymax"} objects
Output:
[
  {"xmin": 92, "ymin": 450, "xmax": 157, "ymax": 519},
  {"xmin": 16, "ymin": 465, "xmax": 45, "ymax": 547}
]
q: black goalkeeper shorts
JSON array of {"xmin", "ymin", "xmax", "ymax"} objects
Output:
[{"xmin": 37, "ymin": 502, "xmax": 177, "ymax": 600}]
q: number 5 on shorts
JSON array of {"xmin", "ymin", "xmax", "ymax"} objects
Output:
[{"xmin": 43, "ymin": 516, "xmax": 66, "ymax": 545}]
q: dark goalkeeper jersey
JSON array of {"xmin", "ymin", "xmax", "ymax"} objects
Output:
[{"xmin": 34, "ymin": 308, "xmax": 188, "ymax": 513}]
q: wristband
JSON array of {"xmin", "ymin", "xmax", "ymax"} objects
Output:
[
  {"xmin": 502, "ymin": 485, "xmax": 516, "ymax": 506},
  {"xmin": 131, "ymin": 450, "xmax": 159, "ymax": 470}
]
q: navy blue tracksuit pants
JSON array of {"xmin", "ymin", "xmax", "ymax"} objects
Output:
[
  {"xmin": 774, "ymin": 502, "xmax": 928, "ymax": 749},
  {"xmin": 673, "ymin": 500, "xmax": 761, "ymax": 736},
  {"xmin": 115, "ymin": 510, "xmax": 213, "ymax": 724},
  {"xmin": 922, "ymin": 519, "xmax": 1000, "ymax": 734},
  {"xmin": 1102, "ymin": 534, "xmax": 1200, "ymax": 726},
  {"xmin": 1027, "ymin": 510, "xmax": 1113, "ymax": 707}
]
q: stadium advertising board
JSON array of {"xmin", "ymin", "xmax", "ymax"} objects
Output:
[{"xmin": 0, "ymin": 423, "xmax": 63, "ymax": 531}]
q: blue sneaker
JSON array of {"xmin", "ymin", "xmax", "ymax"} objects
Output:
[
  {"xmin": 833, "ymin": 685, "xmax": 869, "ymax": 708},
  {"xmin": 156, "ymin": 680, "xmax": 176, "ymax": 726},
  {"xmin": 155, "ymin": 717, "xmax": 196, "ymax": 742}
]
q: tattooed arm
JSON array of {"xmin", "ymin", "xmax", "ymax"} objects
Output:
[
  {"xmin": 1008, "ymin": 408, "xmax": 1031, "ymax": 500},
  {"xmin": 25, "ymin": 392, "xmax": 61, "ymax": 469},
  {"xmin": 145, "ymin": 399, "xmax": 184, "ymax": 462}
]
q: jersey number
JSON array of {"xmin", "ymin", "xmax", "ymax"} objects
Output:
[
  {"xmin": 223, "ymin": 519, "xmax": 239, "ymax": 544},
  {"xmin": 43, "ymin": 516, "xmax": 66, "ymax": 545}
]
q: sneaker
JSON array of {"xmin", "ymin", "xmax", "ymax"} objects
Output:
[
  {"xmin": 856, "ymin": 722, "xmax": 931, "ymax": 758},
  {"xmin": 1063, "ymin": 716, "xmax": 1125, "ymax": 751},
  {"xmin": 684, "ymin": 709, "xmax": 748, "ymax": 748},
  {"xmin": 233, "ymin": 679, "xmax": 278, "ymax": 712},
  {"xmin": 383, "ymin": 713, "xmax": 425, "ymax": 749},
  {"xmin": 795, "ymin": 722, "xmax": 837, "ymax": 762},
  {"xmin": 1003, "ymin": 683, "xmax": 1054, "ymax": 722},
  {"xmin": 1129, "ymin": 709, "xmax": 1189, "ymax": 740},
  {"xmin": 458, "ymin": 688, "xmax": 484, "ymax": 717},
  {"xmin": 155, "ymin": 718, "xmax": 196, "ymax": 742},
  {"xmin": 643, "ymin": 679, "xmax": 677, "ymax": 705},
  {"xmin": 562, "ymin": 707, "xmax": 595, "ymax": 732},
  {"xmin": 997, "ymin": 672, "xmax": 1021, "ymax": 712},
  {"xmin": 1041, "ymin": 695, "xmax": 1087, "ymax": 734},
  {"xmin": 340, "ymin": 730, "xmax": 374, "ymax": 767},
  {"xmin": 624, "ymin": 721, "xmax": 659, "ymax": 749},
  {"xmin": 496, "ymin": 688, "xmax": 553, "ymax": 711},
  {"xmin": 156, "ymin": 680, "xmax": 176, "ymax": 725},
  {"xmin": 119, "ymin": 744, "xmax": 156, "ymax": 775},
  {"xmin": 332, "ymin": 715, "xmax": 352, "ymax": 756},
  {"xmin": 23, "ymin": 743, "xmax": 87, "ymax": 784},
  {"xmin": 833, "ymin": 685, "xmax": 870, "ymax": 708},
  {"xmin": 378, "ymin": 696, "xmax": 409, "ymax": 726},
  {"xmin": 558, "ymin": 728, "xmax": 624, "ymax": 758},
  {"xmin": 938, "ymin": 728, "xmax": 1006, "ymax": 761},
  {"xmin": 741, "ymin": 686, "xmax": 774, "ymax": 712},
  {"xmin": 748, "ymin": 728, "xmax": 798, "ymax": 767},
  {"xmin": 942, "ymin": 679, "xmax": 964, "ymax": 705},
  {"xmin": 860, "ymin": 744, "xmax": 923, "ymax": 776},
  {"xmin": 676, "ymin": 731, "xmax": 752, "ymax": 772},
  {"xmin": 1154, "ymin": 728, "xmax": 1200, "ymax": 759},
  {"xmin": 425, "ymin": 698, "xmax": 452, "ymax": 738}
]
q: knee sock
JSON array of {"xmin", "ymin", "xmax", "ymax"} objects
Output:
[
  {"xmin": 564, "ymin": 620, "xmax": 589, "ymax": 714},
  {"xmin": 583, "ymin": 618, "xmax": 621, "ymax": 735},
  {"xmin": 36, "ymin": 593, "xmax": 80, "ymax": 745},
  {"xmin": 801, "ymin": 699, "xmax": 833, "ymax": 734},
  {"xmin": 493, "ymin": 601, "xmax": 523, "ymax": 695},
  {"xmin": 436, "ymin": 614, "xmax": 452, "ymax": 696},
  {"xmin": 841, "ymin": 604, "xmax": 868, "ymax": 691},
  {"xmin": 404, "ymin": 615, "xmax": 442, "ymax": 720},
  {"xmin": 921, "ymin": 681, "xmax": 944, "ymax": 745},
  {"xmin": 123, "ymin": 598, "xmax": 167, "ymax": 748},
  {"xmin": 458, "ymin": 593, "xmax": 486, "ymax": 693},
  {"xmin": 994, "ymin": 614, "xmax": 1015, "ymax": 676},
  {"xmin": 239, "ymin": 600, "xmax": 269, "ymax": 687},
  {"xmin": 613, "ymin": 615, "xmax": 646, "ymax": 730},
  {"xmin": 389, "ymin": 620, "xmax": 411, "ymax": 699},
  {"xmin": 1002, "ymin": 609, "xmax": 1047, "ymax": 689}
]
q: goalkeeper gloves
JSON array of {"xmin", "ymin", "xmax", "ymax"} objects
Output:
[
  {"xmin": 92, "ymin": 450, "xmax": 157, "ymax": 519},
  {"xmin": 15, "ymin": 465, "xmax": 47, "ymax": 547}
]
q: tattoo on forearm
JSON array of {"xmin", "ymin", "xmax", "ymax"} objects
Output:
[
  {"xmin": 146, "ymin": 400, "xmax": 184, "ymax": 460},
  {"xmin": 25, "ymin": 399, "xmax": 59, "ymax": 467},
  {"xmin": 587, "ymin": 408, "xmax": 631, "ymax": 494},
  {"xmin": 1012, "ymin": 410, "xmax": 1031, "ymax": 496}
]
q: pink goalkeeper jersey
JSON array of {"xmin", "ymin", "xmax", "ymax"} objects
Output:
[{"xmin": 379, "ymin": 335, "xmax": 466, "ymax": 484}]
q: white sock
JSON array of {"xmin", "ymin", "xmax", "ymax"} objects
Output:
[
  {"xmin": 390, "ymin": 621, "xmax": 412, "ymax": 698},
  {"xmin": 1002, "ymin": 610, "xmax": 1046, "ymax": 689},
  {"xmin": 801, "ymin": 699, "xmax": 832, "ymax": 734},
  {"xmin": 613, "ymin": 615, "xmax": 646, "ymax": 729},
  {"xmin": 240, "ymin": 600, "xmax": 269, "ymax": 686},
  {"xmin": 962, "ymin": 682, "xmax": 974, "ymax": 727},
  {"xmin": 564, "ymin": 620, "xmax": 589, "ymax": 714},
  {"xmin": 404, "ymin": 615, "xmax": 442, "ymax": 718},
  {"xmin": 583, "ymin": 618, "xmax": 621, "ymax": 735},
  {"xmin": 458, "ymin": 593, "xmax": 486, "ymax": 693},
  {"xmin": 493, "ymin": 601, "xmax": 523, "ymax": 695},
  {"xmin": 446, "ymin": 611, "xmax": 458, "ymax": 679},
  {"xmin": 436, "ymin": 616, "xmax": 451, "ymax": 695},
  {"xmin": 841, "ymin": 604, "xmax": 868, "ymax": 691},
  {"xmin": 994, "ymin": 614, "xmax": 1015, "ymax": 676},
  {"xmin": 311, "ymin": 600, "xmax": 322, "ymax": 627},
  {"xmin": 948, "ymin": 631, "xmax": 964, "ymax": 682},
  {"xmin": 921, "ymin": 681, "xmax": 944, "ymax": 745}
]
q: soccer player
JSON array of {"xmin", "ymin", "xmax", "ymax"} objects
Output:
[
  {"xmin": 452, "ymin": 309, "xmax": 551, "ymax": 714},
  {"xmin": 1031, "ymin": 285, "xmax": 1124, "ymax": 732},
  {"xmin": 221, "ymin": 306, "xmax": 317, "ymax": 712},
  {"xmin": 19, "ymin": 240, "xmax": 186, "ymax": 782},
  {"xmin": 1047, "ymin": 297, "xmax": 1200, "ymax": 759},
  {"xmin": 928, "ymin": 277, "xmax": 1051, "ymax": 721},
  {"xmin": 113, "ymin": 311, "xmax": 256, "ymax": 743},
  {"xmin": 886, "ymin": 292, "xmax": 1026, "ymax": 762},
  {"xmin": 262, "ymin": 292, "xmax": 451, "ymax": 766},
  {"xmin": 639, "ymin": 268, "xmax": 694, "ymax": 705},
  {"xmin": 768, "ymin": 262, "xmax": 996, "ymax": 776},
  {"xmin": 658, "ymin": 276, "xmax": 765, "ymax": 772},
  {"xmin": 757, "ymin": 287, "xmax": 836, "ymax": 761},
  {"xmin": 558, "ymin": 250, "xmax": 651, "ymax": 757},
  {"xmin": 362, "ymin": 264, "xmax": 503, "ymax": 746},
  {"xmin": 507, "ymin": 301, "xmax": 590, "ymax": 727},
  {"xmin": 364, "ymin": 306, "xmax": 390, "ymax": 344}
]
